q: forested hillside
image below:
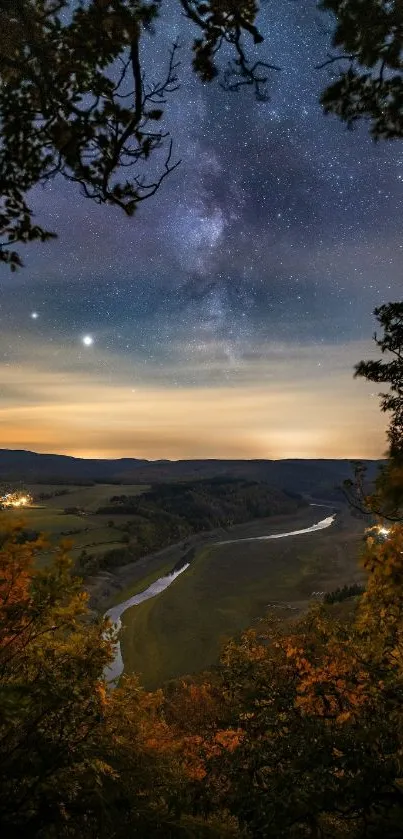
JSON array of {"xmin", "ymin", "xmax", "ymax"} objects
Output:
[
  {"xmin": 97, "ymin": 478, "xmax": 303, "ymax": 523},
  {"xmin": 0, "ymin": 451, "xmax": 382, "ymax": 501},
  {"xmin": 80, "ymin": 478, "xmax": 303, "ymax": 575}
]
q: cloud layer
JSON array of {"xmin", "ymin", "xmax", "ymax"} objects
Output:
[{"xmin": 0, "ymin": 332, "xmax": 386, "ymax": 459}]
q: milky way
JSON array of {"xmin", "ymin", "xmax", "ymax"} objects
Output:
[{"xmin": 0, "ymin": 1, "xmax": 399, "ymax": 459}]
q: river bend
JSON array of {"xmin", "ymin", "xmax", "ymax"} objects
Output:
[{"xmin": 104, "ymin": 514, "xmax": 335, "ymax": 684}]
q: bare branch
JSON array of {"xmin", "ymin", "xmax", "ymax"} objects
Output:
[{"xmin": 316, "ymin": 53, "xmax": 357, "ymax": 70}]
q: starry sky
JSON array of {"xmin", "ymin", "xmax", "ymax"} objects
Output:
[{"xmin": 0, "ymin": 0, "xmax": 400, "ymax": 460}]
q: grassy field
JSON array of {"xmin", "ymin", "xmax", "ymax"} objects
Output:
[
  {"xmin": 0, "ymin": 483, "xmax": 147, "ymax": 565},
  {"xmin": 119, "ymin": 508, "xmax": 366, "ymax": 689},
  {"xmin": 26, "ymin": 483, "xmax": 149, "ymax": 511}
]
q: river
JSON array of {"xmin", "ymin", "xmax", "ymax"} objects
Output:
[{"xmin": 104, "ymin": 513, "xmax": 336, "ymax": 684}]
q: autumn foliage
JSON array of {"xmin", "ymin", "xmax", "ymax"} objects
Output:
[
  {"xmin": 166, "ymin": 525, "xmax": 403, "ymax": 837},
  {"xmin": 0, "ymin": 524, "xmax": 185, "ymax": 836},
  {"xmin": 1, "ymin": 515, "xmax": 403, "ymax": 836}
]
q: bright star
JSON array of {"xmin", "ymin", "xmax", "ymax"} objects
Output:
[
  {"xmin": 31, "ymin": 312, "xmax": 38, "ymax": 319},
  {"xmin": 82, "ymin": 335, "xmax": 94, "ymax": 346}
]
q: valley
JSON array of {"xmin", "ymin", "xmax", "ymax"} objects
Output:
[
  {"xmin": 116, "ymin": 505, "xmax": 365, "ymax": 687},
  {"xmin": 0, "ymin": 457, "xmax": 371, "ymax": 691}
]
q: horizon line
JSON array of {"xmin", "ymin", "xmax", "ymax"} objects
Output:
[{"xmin": 0, "ymin": 447, "xmax": 385, "ymax": 464}]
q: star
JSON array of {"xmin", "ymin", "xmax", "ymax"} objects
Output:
[{"xmin": 1, "ymin": 0, "xmax": 400, "ymax": 462}]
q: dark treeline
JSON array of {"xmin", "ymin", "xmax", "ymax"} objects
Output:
[
  {"xmin": 99, "ymin": 478, "xmax": 304, "ymax": 524},
  {"xmin": 324, "ymin": 583, "xmax": 365, "ymax": 605}
]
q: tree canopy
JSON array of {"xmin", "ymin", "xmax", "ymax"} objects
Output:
[
  {"xmin": 0, "ymin": 523, "xmax": 189, "ymax": 836},
  {"xmin": 355, "ymin": 303, "xmax": 403, "ymax": 462},
  {"xmin": 2, "ymin": 0, "xmax": 403, "ymax": 268},
  {"xmin": 320, "ymin": 0, "xmax": 403, "ymax": 139},
  {"xmin": 344, "ymin": 303, "xmax": 403, "ymax": 521},
  {"xmin": 0, "ymin": 0, "xmax": 273, "ymax": 269}
]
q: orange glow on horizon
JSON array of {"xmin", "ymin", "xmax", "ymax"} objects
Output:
[{"xmin": 0, "ymin": 337, "xmax": 387, "ymax": 461}]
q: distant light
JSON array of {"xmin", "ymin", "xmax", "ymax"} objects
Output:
[
  {"xmin": 82, "ymin": 335, "xmax": 94, "ymax": 347},
  {"xmin": 31, "ymin": 312, "xmax": 38, "ymax": 319},
  {"xmin": 377, "ymin": 526, "xmax": 390, "ymax": 538},
  {"xmin": 1, "ymin": 491, "xmax": 32, "ymax": 508}
]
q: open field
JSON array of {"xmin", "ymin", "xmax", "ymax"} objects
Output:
[
  {"xmin": 25, "ymin": 483, "xmax": 149, "ymax": 511},
  {"xmin": 119, "ymin": 507, "xmax": 366, "ymax": 689},
  {"xmin": 1, "ymin": 506, "xmax": 91, "ymax": 535},
  {"xmin": 0, "ymin": 507, "xmax": 128, "ymax": 568},
  {"xmin": 0, "ymin": 483, "xmax": 148, "ymax": 566}
]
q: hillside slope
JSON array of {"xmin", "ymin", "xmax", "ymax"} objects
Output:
[{"xmin": 0, "ymin": 449, "xmax": 382, "ymax": 500}]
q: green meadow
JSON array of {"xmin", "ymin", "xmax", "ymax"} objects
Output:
[
  {"xmin": 1, "ymin": 483, "xmax": 148, "ymax": 565},
  {"xmin": 26, "ymin": 482, "xmax": 148, "ymax": 511}
]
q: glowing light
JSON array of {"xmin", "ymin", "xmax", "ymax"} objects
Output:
[
  {"xmin": 366, "ymin": 524, "xmax": 391, "ymax": 541},
  {"xmin": 31, "ymin": 312, "xmax": 39, "ymax": 319},
  {"xmin": 82, "ymin": 335, "xmax": 94, "ymax": 347},
  {"xmin": 1, "ymin": 491, "xmax": 32, "ymax": 508},
  {"xmin": 377, "ymin": 526, "xmax": 390, "ymax": 538}
]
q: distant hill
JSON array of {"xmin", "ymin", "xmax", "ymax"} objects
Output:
[
  {"xmin": 0, "ymin": 449, "xmax": 148, "ymax": 482},
  {"xmin": 0, "ymin": 449, "xmax": 383, "ymax": 500}
]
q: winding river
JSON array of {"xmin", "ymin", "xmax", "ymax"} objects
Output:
[{"xmin": 104, "ymin": 513, "xmax": 336, "ymax": 684}]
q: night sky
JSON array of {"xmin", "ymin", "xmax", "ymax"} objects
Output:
[{"xmin": 0, "ymin": 0, "xmax": 400, "ymax": 460}]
